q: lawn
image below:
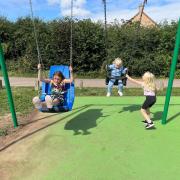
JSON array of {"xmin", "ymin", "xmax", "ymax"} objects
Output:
[
  {"xmin": 1, "ymin": 87, "xmax": 180, "ymax": 116},
  {"xmin": 0, "ymin": 96, "xmax": 180, "ymax": 180}
]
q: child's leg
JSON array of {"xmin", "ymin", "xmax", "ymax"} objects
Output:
[
  {"xmin": 140, "ymin": 108, "xmax": 151, "ymax": 123},
  {"xmin": 32, "ymin": 96, "xmax": 42, "ymax": 109},
  {"xmin": 118, "ymin": 80, "xmax": 123, "ymax": 92},
  {"xmin": 118, "ymin": 80, "xmax": 123, "ymax": 96},
  {"xmin": 52, "ymin": 98, "xmax": 60, "ymax": 106},
  {"xmin": 146, "ymin": 108, "xmax": 151, "ymax": 119},
  {"xmin": 141, "ymin": 108, "xmax": 155, "ymax": 129},
  {"xmin": 45, "ymin": 95, "xmax": 53, "ymax": 109},
  {"xmin": 141, "ymin": 96, "xmax": 156, "ymax": 129},
  {"xmin": 107, "ymin": 79, "xmax": 115, "ymax": 95}
]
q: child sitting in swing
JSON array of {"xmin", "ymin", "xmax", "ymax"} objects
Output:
[
  {"xmin": 32, "ymin": 64, "xmax": 73, "ymax": 111},
  {"xmin": 126, "ymin": 72, "xmax": 159, "ymax": 129},
  {"xmin": 106, "ymin": 58, "xmax": 127, "ymax": 97}
]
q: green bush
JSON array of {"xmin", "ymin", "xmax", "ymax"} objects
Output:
[{"xmin": 0, "ymin": 16, "xmax": 179, "ymax": 77}]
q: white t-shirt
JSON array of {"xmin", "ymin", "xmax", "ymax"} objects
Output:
[{"xmin": 142, "ymin": 83, "xmax": 155, "ymax": 96}]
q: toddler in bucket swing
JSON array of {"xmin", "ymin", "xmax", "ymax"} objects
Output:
[
  {"xmin": 106, "ymin": 58, "xmax": 127, "ymax": 97},
  {"xmin": 32, "ymin": 64, "xmax": 73, "ymax": 111}
]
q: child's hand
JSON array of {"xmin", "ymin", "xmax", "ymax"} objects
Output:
[
  {"xmin": 124, "ymin": 68, "xmax": 128, "ymax": 73},
  {"xmin": 37, "ymin": 64, "xmax": 41, "ymax": 70},
  {"xmin": 69, "ymin": 65, "xmax": 73, "ymax": 72},
  {"xmin": 126, "ymin": 74, "xmax": 130, "ymax": 78}
]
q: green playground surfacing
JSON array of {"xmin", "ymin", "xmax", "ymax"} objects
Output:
[{"xmin": 1, "ymin": 96, "xmax": 180, "ymax": 180}]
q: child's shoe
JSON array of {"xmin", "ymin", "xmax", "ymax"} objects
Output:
[
  {"xmin": 106, "ymin": 92, "xmax": 111, "ymax": 97},
  {"xmin": 32, "ymin": 96, "xmax": 42, "ymax": 109},
  {"xmin": 145, "ymin": 121, "xmax": 154, "ymax": 129},
  {"xmin": 45, "ymin": 95, "xmax": 53, "ymax": 108},
  {"xmin": 142, "ymin": 120, "xmax": 148, "ymax": 124},
  {"xmin": 118, "ymin": 91, "xmax": 123, "ymax": 96}
]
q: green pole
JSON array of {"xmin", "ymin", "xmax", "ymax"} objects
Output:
[
  {"xmin": 0, "ymin": 42, "xmax": 18, "ymax": 127},
  {"xmin": 162, "ymin": 20, "xmax": 180, "ymax": 124}
]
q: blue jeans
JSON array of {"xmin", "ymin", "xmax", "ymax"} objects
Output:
[{"xmin": 107, "ymin": 79, "xmax": 123, "ymax": 93}]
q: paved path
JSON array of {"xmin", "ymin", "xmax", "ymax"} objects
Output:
[{"xmin": 0, "ymin": 77, "xmax": 180, "ymax": 88}]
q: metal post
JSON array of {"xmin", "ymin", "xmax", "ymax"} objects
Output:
[
  {"xmin": 0, "ymin": 42, "xmax": 18, "ymax": 127},
  {"xmin": 70, "ymin": 0, "xmax": 73, "ymax": 66},
  {"xmin": 162, "ymin": 20, "xmax": 180, "ymax": 124}
]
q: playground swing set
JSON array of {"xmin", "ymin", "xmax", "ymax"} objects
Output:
[
  {"xmin": 0, "ymin": 0, "xmax": 180, "ymax": 128},
  {"xmin": 29, "ymin": 0, "xmax": 75, "ymax": 113}
]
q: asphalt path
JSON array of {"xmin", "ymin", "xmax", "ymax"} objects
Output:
[{"xmin": 0, "ymin": 77, "xmax": 180, "ymax": 87}]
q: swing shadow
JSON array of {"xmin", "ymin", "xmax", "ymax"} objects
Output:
[
  {"xmin": 64, "ymin": 109, "xmax": 106, "ymax": 135},
  {"xmin": 119, "ymin": 105, "xmax": 141, "ymax": 114},
  {"xmin": 23, "ymin": 105, "xmax": 91, "ymax": 125},
  {"xmin": 151, "ymin": 111, "xmax": 163, "ymax": 121},
  {"xmin": 152, "ymin": 111, "xmax": 180, "ymax": 124},
  {"xmin": 166, "ymin": 112, "xmax": 180, "ymax": 124},
  {"xmin": 0, "ymin": 104, "xmax": 91, "ymax": 151}
]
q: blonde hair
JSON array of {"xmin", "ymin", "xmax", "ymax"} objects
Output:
[
  {"xmin": 142, "ymin": 72, "xmax": 156, "ymax": 91},
  {"xmin": 113, "ymin": 58, "xmax": 123, "ymax": 66}
]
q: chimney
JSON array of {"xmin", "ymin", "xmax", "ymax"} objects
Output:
[{"xmin": 139, "ymin": 4, "xmax": 143, "ymax": 14}]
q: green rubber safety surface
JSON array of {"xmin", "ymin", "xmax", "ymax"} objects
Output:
[{"xmin": 1, "ymin": 96, "xmax": 180, "ymax": 180}]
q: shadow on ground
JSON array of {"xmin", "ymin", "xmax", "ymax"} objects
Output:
[{"xmin": 64, "ymin": 109, "xmax": 105, "ymax": 135}]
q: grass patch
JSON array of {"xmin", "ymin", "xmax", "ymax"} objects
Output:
[
  {"xmin": 0, "ymin": 87, "xmax": 37, "ymax": 116},
  {"xmin": 2, "ymin": 96, "xmax": 180, "ymax": 179},
  {"xmin": 76, "ymin": 87, "xmax": 180, "ymax": 96},
  {"xmin": 0, "ymin": 87, "xmax": 180, "ymax": 116},
  {"xmin": 0, "ymin": 70, "xmax": 49, "ymax": 78},
  {"xmin": 0, "ymin": 128, "xmax": 8, "ymax": 136}
]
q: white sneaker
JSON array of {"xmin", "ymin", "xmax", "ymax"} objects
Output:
[
  {"xmin": 32, "ymin": 96, "xmax": 42, "ymax": 109},
  {"xmin": 118, "ymin": 91, "xmax": 123, "ymax": 96},
  {"xmin": 45, "ymin": 95, "xmax": 53, "ymax": 108},
  {"xmin": 106, "ymin": 92, "xmax": 111, "ymax": 97}
]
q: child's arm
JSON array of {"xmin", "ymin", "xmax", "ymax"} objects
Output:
[
  {"xmin": 126, "ymin": 74, "xmax": 143, "ymax": 86},
  {"xmin": 122, "ymin": 67, "xmax": 128, "ymax": 75},
  {"xmin": 106, "ymin": 64, "xmax": 114, "ymax": 71},
  {"xmin": 37, "ymin": 64, "xmax": 51, "ymax": 83},
  {"xmin": 63, "ymin": 66, "xmax": 74, "ymax": 83}
]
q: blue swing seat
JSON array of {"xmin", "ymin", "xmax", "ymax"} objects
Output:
[{"xmin": 39, "ymin": 65, "xmax": 75, "ymax": 112}]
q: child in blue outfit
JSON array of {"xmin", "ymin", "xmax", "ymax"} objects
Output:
[{"xmin": 106, "ymin": 58, "xmax": 127, "ymax": 97}]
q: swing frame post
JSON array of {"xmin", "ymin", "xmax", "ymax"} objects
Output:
[
  {"xmin": 0, "ymin": 42, "xmax": 18, "ymax": 127},
  {"xmin": 162, "ymin": 19, "xmax": 180, "ymax": 124}
]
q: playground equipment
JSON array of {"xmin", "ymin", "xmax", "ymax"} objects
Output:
[
  {"xmin": 0, "ymin": 41, "xmax": 18, "ymax": 127},
  {"xmin": 29, "ymin": 0, "xmax": 75, "ymax": 112},
  {"xmin": 103, "ymin": 0, "xmax": 147, "ymax": 87},
  {"xmin": 39, "ymin": 65, "xmax": 75, "ymax": 112},
  {"xmin": 162, "ymin": 19, "xmax": 180, "ymax": 124},
  {"xmin": 105, "ymin": 66, "xmax": 128, "ymax": 86}
]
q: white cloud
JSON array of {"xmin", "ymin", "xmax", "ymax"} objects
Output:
[
  {"xmin": 90, "ymin": 1, "xmax": 180, "ymax": 23},
  {"xmin": 62, "ymin": 7, "xmax": 90, "ymax": 17},
  {"xmin": 47, "ymin": 0, "xmax": 59, "ymax": 6},
  {"xmin": 47, "ymin": 0, "xmax": 90, "ymax": 17},
  {"xmin": 146, "ymin": 3, "xmax": 180, "ymax": 23},
  {"xmin": 60, "ymin": 0, "xmax": 71, "ymax": 9}
]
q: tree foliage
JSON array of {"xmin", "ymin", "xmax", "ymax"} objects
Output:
[{"xmin": 0, "ymin": 16, "xmax": 179, "ymax": 77}]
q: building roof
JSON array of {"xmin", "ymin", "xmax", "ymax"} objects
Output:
[{"xmin": 127, "ymin": 5, "xmax": 157, "ymax": 27}]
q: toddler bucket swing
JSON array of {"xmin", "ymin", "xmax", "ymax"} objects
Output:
[{"xmin": 102, "ymin": 0, "xmax": 128, "ymax": 86}]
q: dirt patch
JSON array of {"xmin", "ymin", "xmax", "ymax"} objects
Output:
[
  {"xmin": 0, "ymin": 109, "xmax": 60, "ymax": 151},
  {"xmin": 0, "ymin": 110, "xmax": 37, "ymax": 146},
  {"xmin": 0, "ymin": 166, "xmax": 12, "ymax": 180},
  {"xmin": 0, "ymin": 109, "xmax": 63, "ymax": 180}
]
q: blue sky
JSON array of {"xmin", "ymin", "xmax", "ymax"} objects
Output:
[{"xmin": 0, "ymin": 0, "xmax": 179, "ymax": 23}]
